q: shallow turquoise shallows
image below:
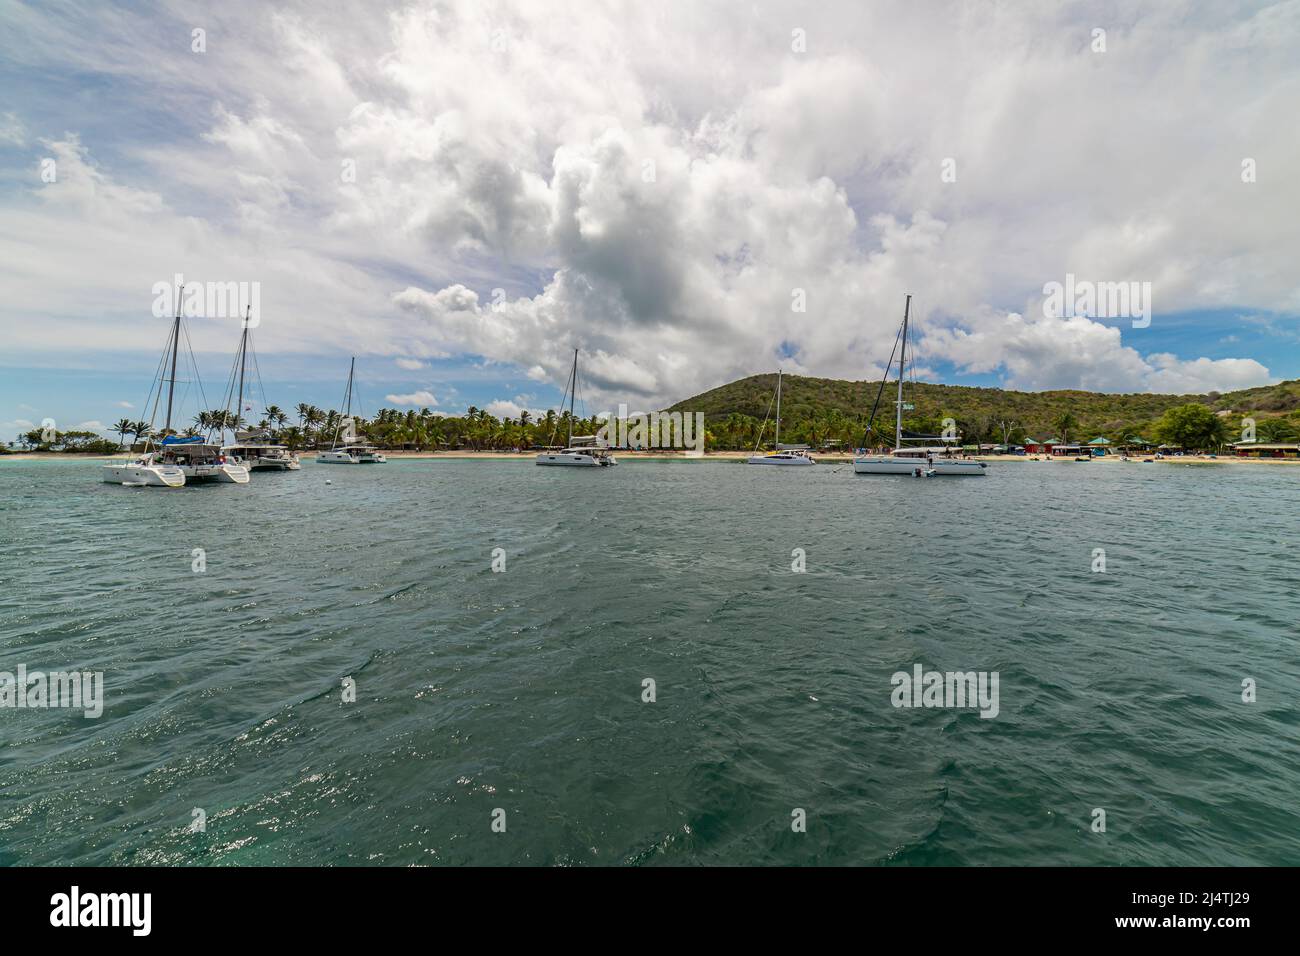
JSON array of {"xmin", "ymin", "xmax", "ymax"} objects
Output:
[{"xmin": 2, "ymin": 457, "xmax": 1298, "ymax": 865}]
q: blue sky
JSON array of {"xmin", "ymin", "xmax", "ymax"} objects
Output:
[{"xmin": 2, "ymin": 1, "xmax": 1297, "ymax": 442}]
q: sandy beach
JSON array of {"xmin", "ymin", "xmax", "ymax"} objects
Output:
[{"xmin": 5, "ymin": 450, "xmax": 1298, "ymax": 466}]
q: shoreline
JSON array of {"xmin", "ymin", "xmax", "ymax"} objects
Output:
[{"xmin": 5, "ymin": 450, "xmax": 1299, "ymax": 466}]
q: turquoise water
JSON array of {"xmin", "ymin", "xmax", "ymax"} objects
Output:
[{"xmin": 2, "ymin": 457, "xmax": 1298, "ymax": 866}]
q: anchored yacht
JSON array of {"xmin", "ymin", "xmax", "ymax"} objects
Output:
[
  {"xmin": 536, "ymin": 350, "xmax": 618, "ymax": 467},
  {"xmin": 853, "ymin": 295, "xmax": 986, "ymax": 477},
  {"xmin": 225, "ymin": 438, "xmax": 301, "ymax": 470},
  {"xmin": 317, "ymin": 358, "xmax": 387, "ymax": 464},
  {"xmin": 155, "ymin": 435, "xmax": 250, "ymax": 483},
  {"xmin": 217, "ymin": 309, "xmax": 301, "ymax": 472},
  {"xmin": 317, "ymin": 443, "xmax": 387, "ymax": 464},
  {"xmin": 747, "ymin": 370, "xmax": 815, "ymax": 466}
]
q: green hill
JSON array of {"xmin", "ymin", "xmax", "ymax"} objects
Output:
[{"xmin": 664, "ymin": 374, "xmax": 1300, "ymax": 449}]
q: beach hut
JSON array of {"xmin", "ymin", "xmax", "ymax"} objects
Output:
[
  {"xmin": 1052, "ymin": 444, "xmax": 1087, "ymax": 458},
  {"xmin": 1086, "ymin": 437, "xmax": 1112, "ymax": 457},
  {"xmin": 1118, "ymin": 436, "xmax": 1152, "ymax": 456},
  {"xmin": 1231, "ymin": 441, "xmax": 1300, "ymax": 459}
]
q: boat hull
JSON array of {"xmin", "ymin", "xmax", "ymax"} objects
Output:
[
  {"xmin": 930, "ymin": 459, "xmax": 987, "ymax": 476},
  {"xmin": 316, "ymin": 450, "xmax": 386, "ymax": 464},
  {"xmin": 246, "ymin": 456, "xmax": 301, "ymax": 471},
  {"xmin": 746, "ymin": 454, "xmax": 815, "ymax": 465},
  {"xmin": 101, "ymin": 462, "xmax": 185, "ymax": 487},
  {"xmin": 855, "ymin": 455, "xmax": 985, "ymax": 476},
  {"xmin": 178, "ymin": 463, "xmax": 250, "ymax": 483},
  {"xmin": 853, "ymin": 456, "xmax": 930, "ymax": 475},
  {"xmin": 536, "ymin": 453, "xmax": 604, "ymax": 466}
]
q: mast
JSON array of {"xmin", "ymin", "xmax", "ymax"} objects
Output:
[
  {"xmin": 234, "ymin": 305, "xmax": 250, "ymax": 441},
  {"xmin": 567, "ymin": 348, "xmax": 578, "ymax": 447},
  {"xmin": 163, "ymin": 285, "xmax": 183, "ymax": 434},
  {"xmin": 341, "ymin": 357, "xmax": 355, "ymax": 446},
  {"xmin": 775, "ymin": 370, "xmax": 782, "ymax": 449},
  {"xmin": 895, "ymin": 294, "xmax": 910, "ymax": 449}
]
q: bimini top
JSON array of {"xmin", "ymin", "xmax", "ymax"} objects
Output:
[{"xmin": 161, "ymin": 435, "xmax": 206, "ymax": 446}]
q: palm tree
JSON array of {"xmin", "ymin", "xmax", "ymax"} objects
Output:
[
  {"xmin": 264, "ymin": 405, "xmax": 288, "ymax": 434},
  {"xmin": 1053, "ymin": 411, "xmax": 1078, "ymax": 445},
  {"xmin": 111, "ymin": 418, "xmax": 133, "ymax": 450}
]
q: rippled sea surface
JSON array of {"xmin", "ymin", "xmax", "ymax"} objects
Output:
[{"xmin": 2, "ymin": 457, "xmax": 1298, "ymax": 866}]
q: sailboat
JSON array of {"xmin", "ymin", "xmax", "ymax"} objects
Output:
[
  {"xmin": 220, "ymin": 306, "xmax": 300, "ymax": 471},
  {"xmin": 746, "ymin": 370, "xmax": 815, "ymax": 465},
  {"xmin": 316, "ymin": 358, "xmax": 387, "ymax": 463},
  {"xmin": 535, "ymin": 349, "xmax": 617, "ymax": 466},
  {"xmin": 101, "ymin": 287, "xmax": 248, "ymax": 486},
  {"xmin": 853, "ymin": 295, "xmax": 986, "ymax": 476}
]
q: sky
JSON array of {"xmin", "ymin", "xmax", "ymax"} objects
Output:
[{"xmin": 1, "ymin": 0, "xmax": 1298, "ymax": 440}]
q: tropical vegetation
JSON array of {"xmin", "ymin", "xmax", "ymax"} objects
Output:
[{"xmin": 10, "ymin": 375, "xmax": 1300, "ymax": 454}]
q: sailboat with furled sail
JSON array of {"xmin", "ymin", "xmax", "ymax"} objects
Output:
[
  {"xmin": 535, "ymin": 349, "xmax": 617, "ymax": 466},
  {"xmin": 746, "ymin": 370, "xmax": 815, "ymax": 465},
  {"xmin": 853, "ymin": 294, "xmax": 986, "ymax": 476},
  {"xmin": 219, "ymin": 306, "xmax": 300, "ymax": 471},
  {"xmin": 316, "ymin": 357, "xmax": 387, "ymax": 463}
]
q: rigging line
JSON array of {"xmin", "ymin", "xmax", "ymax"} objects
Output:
[
  {"xmin": 249, "ymin": 333, "xmax": 270, "ymax": 420},
  {"xmin": 547, "ymin": 359, "xmax": 574, "ymax": 447},
  {"xmin": 216, "ymin": 336, "xmax": 241, "ymax": 440},
  {"xmin": 752, "ymin": 377, "xmax": 778, "ymax": 453},
  {"xmin": 861, "ymin": 319, "xmax": 905, "ymax": 449},
  {"xmin": 179, "ymin": 319, "xmax": 211, "ymax": 425},
  {"xmin": 140, "ymin": 325, "xmax": 172, "ymax": 438}
]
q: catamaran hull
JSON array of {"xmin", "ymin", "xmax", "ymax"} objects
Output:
[
  {"xmin": 178, "ymin": 463, "xmax": 250, "ymax": 483},
  {"xmin": 536, "ymin": 453, "xmax": 610, "ymax": 466},
  {"xmin": 930, "ymin": 459, "xmax": 987, "ymax": 476},
  {"xmin": 246, "ymin": 457, "xmax": 301, "ymax": 471},
  {"xmin": 854, "ymin": 456, "xmax": 984, "ymax": 476},
  {"xmin": 316, "ymin": 451, "xmax": 386, "ymax": 464},
  {"xmin": 101, "ymin": 463, "xmax": 185, "ymax": 487},
  {"xmin": 853, "ymin": 457, "xmax": 933, "ymax": 476}
]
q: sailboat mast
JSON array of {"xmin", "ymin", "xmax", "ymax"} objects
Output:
[
  {"xmin": 234, "ymin": 306, "xmax": 250, "ymax": 440},
  {"xmin": 775, "ymin": 370, "xmax": 782, "ymax": 449},
  {"xmin": 567, "ymin": 348, "xmax": 578, "ymax": 447},
  {"xmin": 895, "ymin": 294, "xmax": 910, "ymax": 449},
  {"xmin": 163, "ymin": 287, "xmax": 182, "ymax": 434},
  {"xmin": 344, "ymin": 357, "xmax": 355, "ymax": 419}
]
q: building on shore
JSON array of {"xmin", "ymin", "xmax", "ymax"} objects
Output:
[
  {"xmin": 1050, "ymin": 443, "xmax": 1087, "ymax": 457},
  {"xmin": 1231, "ymin": 441, "xmax": 1300, "ymax": 459}
]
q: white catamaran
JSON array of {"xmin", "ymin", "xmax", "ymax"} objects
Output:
[
  {"xmin": 316, "ymin": 358, "xmax": 387, "ymax": 464},
  {"xmin": 535, "ymin": 349, "xmax": 618, "ymax": 467},
  {"xmin": 853, "ymin": 294, "xmax": 986, "ymax": 477},
  {"xmin": 746, "ymin": 370, "xmax": 815, "ymax": 465},
  {"xmin": 101, "ymin": 288, "xmax": 248, "ymax": 486},
  {"xmin": 219, "ymin": 306, "xmax": 300, "ymax": 471}
]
